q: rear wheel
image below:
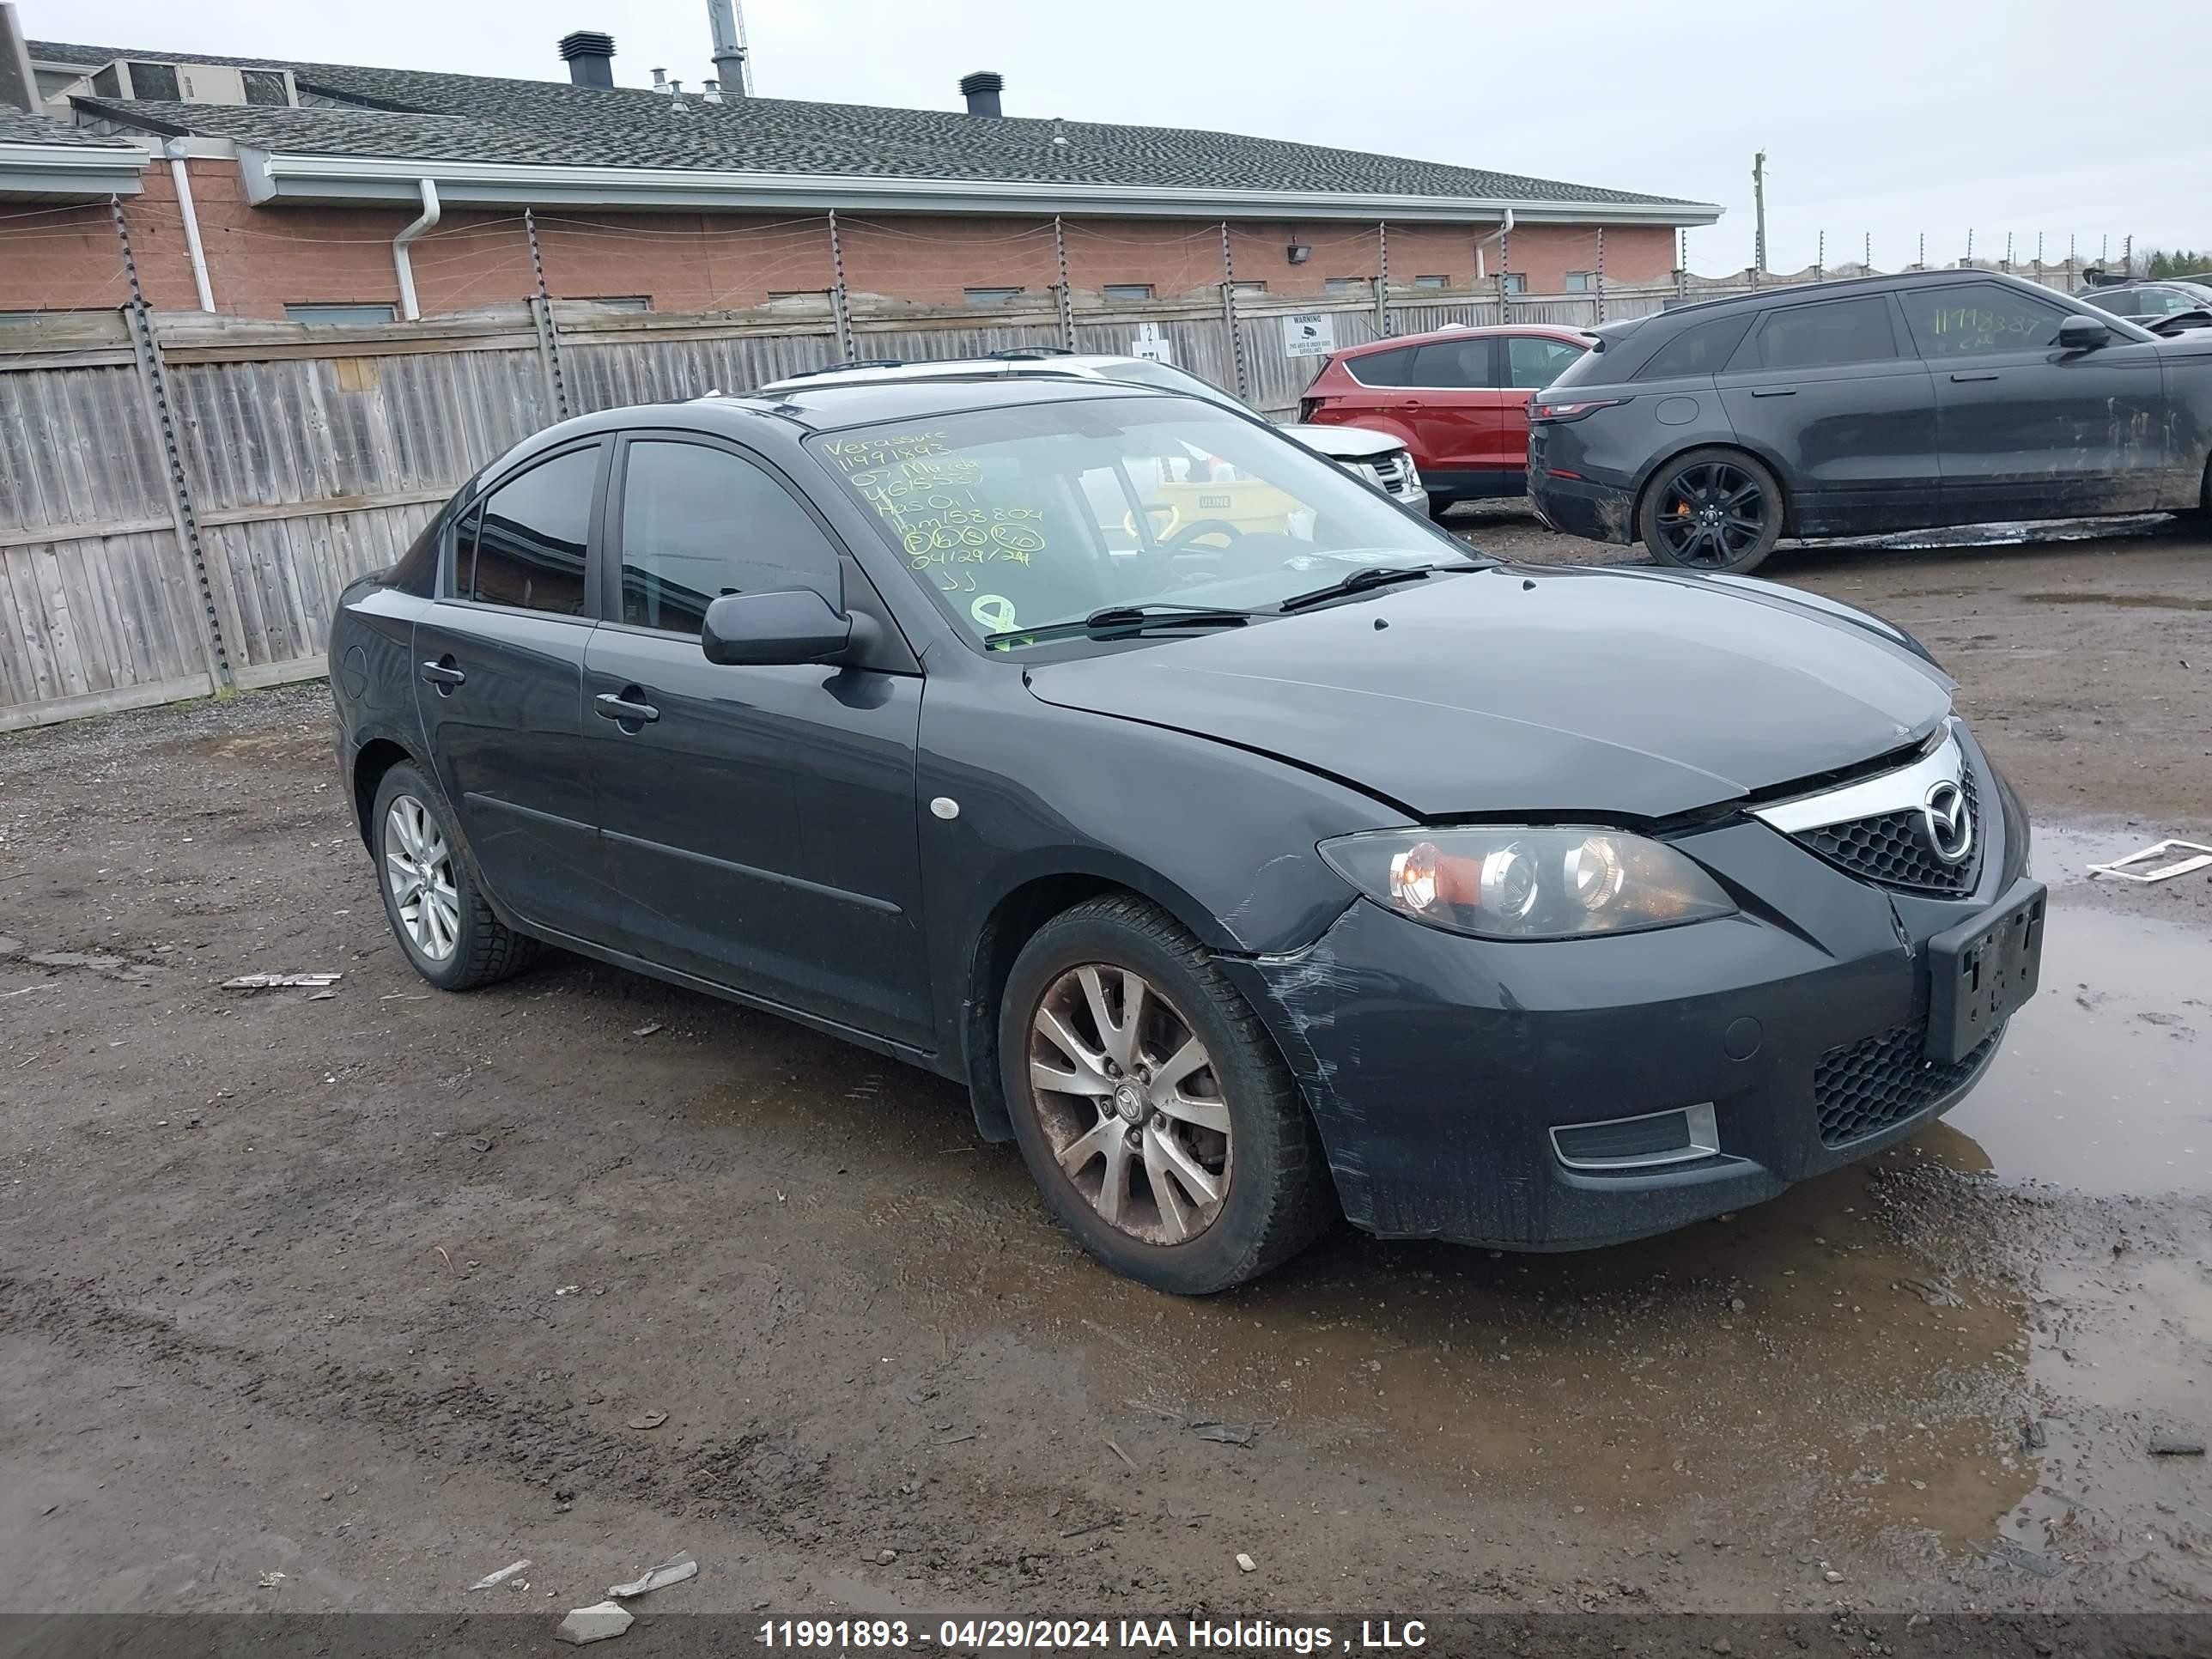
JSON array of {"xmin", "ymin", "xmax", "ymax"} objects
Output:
[
  {"xmin": 1639, "ymin": 447, "xmax": 1784, "ymax": 574},
  {"xmin": 999, "ymin": 895, "xmax": 1334, "ymax": 1294},
  {"xmin": 371, "ymin": 763, "xmax": 541, "ymax": 992}
]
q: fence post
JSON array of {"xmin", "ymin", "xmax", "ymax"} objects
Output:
[
  {"xmin": 826, "ymin": 210, "xmax": 855, "ymax": 362},
  {"xmin": 1497, "ymin": 217, "xmax": 1511, "ymax": 324},
  {"xmin": 1814, "ymin": 228, "xmax": 1824, "ymax": 283},
  {"xmin": 1218, "ymin": 222, "xmax": 1249, "ymax": 402},
  {"xmin": 525, "ymin": 210, "xmax": 571, "ymax": 421},
  {"xmin": 1052, "ymin": 216, "xmax": 1077, "ymax": 351},
  {"xmin": 1676, "ymin": 228, "xmax": 1687, "ymax": 301},
  {"xmin": 1375, "ymin": 220, "xmax": 1389, "ymax": 337},
  {"xmin": 1594, "ymin": 225, "xmax": 1606, "ymax": 323},
  {"xmin": 114, "ymin": 197, "xmax": 233, "ymax": 697}
]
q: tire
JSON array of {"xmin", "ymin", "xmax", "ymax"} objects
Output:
[
  {"xmin": 997, "ymin": 894, "xmax": 1335, "ymax": 1294},
  {"xmin": 1638, "ymin": 447, "xmax": 1786, "ymax": 574},
  {"xmin": 370, "ymin": 763, "xmax": 542, "ymax": 992}
]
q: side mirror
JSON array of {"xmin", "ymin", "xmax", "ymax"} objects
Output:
[
  {"xmin": 700, "ymin": 587, "xmax": 853, "ymax": 665},
  {"xmin": 2057, "ymin": 314, "xmax": 2111, "ymax": 352}
]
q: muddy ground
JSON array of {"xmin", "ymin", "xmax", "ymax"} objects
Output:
[{"xmin": 3, "ymin": 510, "xmax": 2209, "ymax": 1629}]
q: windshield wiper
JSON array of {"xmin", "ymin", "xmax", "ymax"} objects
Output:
[
  {"xmin": 1276, "ymin": 562, "xmax": 1448, "ymax": 612},
  {"xmin": 984, "ymin": 602, "xmax": 1255, "ymax": 647}
]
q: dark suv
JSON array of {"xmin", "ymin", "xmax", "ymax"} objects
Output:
[{"xmin": 1527, "ymin": 270, "xmax": 2212, "ymax": 573}]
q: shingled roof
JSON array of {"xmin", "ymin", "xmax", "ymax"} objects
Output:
[
  {"xmin": 32, "ymin": 38, "xmax": 1708, "ymax": 214},
  {"xmin": 0, "ymin": 103, "xmax": 134, "ymax": 147}
]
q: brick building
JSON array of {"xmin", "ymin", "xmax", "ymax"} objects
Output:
[{"xmin": 3, "ymin": 17, "xmax": 1717, "ymax": 325}]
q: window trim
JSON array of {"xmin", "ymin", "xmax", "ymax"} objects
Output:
[
  {"xmin": 598, "ymin": 429, "xmax": 851, "ymax": 641},
  {"xmin": 441, "ymin": 439, "xmax": 608, "ymax": 623}
]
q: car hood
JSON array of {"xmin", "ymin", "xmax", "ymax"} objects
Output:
[
  {"xmin": 1023, "ymin": 564, "xmax": 1955, "ymax": 819},
  {"xmin": 1279, "ymin": 422, "xmax": 1405, "ymax": 459}
]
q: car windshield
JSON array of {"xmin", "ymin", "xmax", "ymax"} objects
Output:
[
  {"xmin": 1090, "ymin": 358, "xmax": 1248, "ymax": 410},
  {"xmin": 809, "ymin": 395, "xmax": 1475, "ymax": 652}
]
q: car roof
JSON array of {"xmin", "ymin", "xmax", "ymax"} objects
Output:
[
  {"xmin": 1626, "ymin": 266, "xmax": 2094, "ymax": 330},
  {"xmin": 714, "ymin": 374, "xmax": 1172, "ymax": 432},
  {"xmin": 754, "ymin": 351, "xmax": 1167, "ymax": 393},
  {"xmin": 1330, "ymin": 321, "xmax": 1595, "ymax": 357}
]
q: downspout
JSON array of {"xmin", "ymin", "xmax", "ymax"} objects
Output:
[
  {"xmin": 392, "ymin": 177, "xmax": 441, "ymax": 321},
  {"xmin": 164, "ymin": 143, "xmax": 216, "ymax": 313}
]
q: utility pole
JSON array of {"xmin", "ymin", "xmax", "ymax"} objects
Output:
[{"xmin": 1751, "ymin": 150, "xmax": 1766, "ymax": 285}]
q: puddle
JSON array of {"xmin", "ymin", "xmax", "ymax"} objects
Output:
[
  {"xmin": 1943, "ymin": 907, "xmax": 2211, "ymax": 1194},
  {"xmin": 2019, "ymin": 591, "xmax": 2212, "ymax": 612}
]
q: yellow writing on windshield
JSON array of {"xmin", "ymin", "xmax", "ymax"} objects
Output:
[
  {"xmin": 842, "ymin": 452, "xmax": 1052, "ymax": 579},
  {"xmin": 820, "ymin": 429, "xmax": 951, "ymax": 472}
]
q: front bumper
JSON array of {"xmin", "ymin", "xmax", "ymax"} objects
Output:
[
  {"xmin": 1219, "ymin": 748, "xmax": 2033, "ymax": 1250},
  {"xmin": 1527, "ymin": 470, "xmax": 1637, "ymax": 544}
]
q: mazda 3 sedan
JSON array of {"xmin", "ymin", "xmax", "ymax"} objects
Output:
[{"xmin": 330, "ymin": 377, "xmax": 2045, "ymax": 1293}]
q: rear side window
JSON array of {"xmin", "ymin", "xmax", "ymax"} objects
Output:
[
  {"xmin": 1407, "ymin": 339, "xmax": 1494, "ymax": 388},
  {"xmin": 1504, "ymin": 335, "xmax": 1588, "ymax": 388},
  {"xmin": 617, "ymin": 441, "xmax": 842, "ymax": 634},
  {"xmin": 455, "ymin": 447, "xmax": 597, "ymax": 615},
  {"xmin": 1897, "ymin": 281, "xmax": 2068, "ymax": 357},
  {"xmin": 2081, "ymin": 289, "xmax": 2134, "ymax": 313},
  {"xmin": 1632, "ymin": 314, "xmax": 1754, "ymax": 381},
  {"xmin": 1745, "ymin": 295, "xmax": 1899, "ymax": 370},
  {"xmin": 1342, "ymin": 346, "xmax": 1417, "ymax": 387}
]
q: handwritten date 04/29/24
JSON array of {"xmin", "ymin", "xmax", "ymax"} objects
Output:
[{"xmin": 753, "ymin": 1618, "xmax": 1430, "ymax": 1650}]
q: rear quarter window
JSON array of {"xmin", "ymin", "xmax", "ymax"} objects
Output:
[
  {"xmin": 1343, "ymin": 346, "xmax": 1417, "ymax": 388},
  {"xmin": 1632, "ymin": 313, "xmax": 1756, "ymax": 382}
]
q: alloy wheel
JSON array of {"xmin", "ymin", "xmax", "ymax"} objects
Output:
[
  {"xmin": 1655, "ymin": 460, "xmax": 1770, "ymax": 568},
  {"xmin": 383, "ymin": 794, "xmax": 460, "ymax": 963},
  {"xmin": 1027, "ymin": 963, "xmax": 1232, "ymax": 1246}
]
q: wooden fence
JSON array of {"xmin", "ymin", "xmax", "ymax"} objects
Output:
[{"xmin": 0, "ymin": 282, "xmax": 1655, "ymax": 732}]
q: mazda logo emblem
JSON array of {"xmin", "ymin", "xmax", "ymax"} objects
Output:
[{"xmin": 1922, "ymin": 780, "xmax": 1972, "ymax": 865}]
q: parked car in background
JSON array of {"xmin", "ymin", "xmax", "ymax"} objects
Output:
[
  {"xmin": 331, "ymin": 374, "xmax": 2043, "ymax": 1293},
  {"xmin": 1527, "ymin": 270, "xmax": 2212, "ymax": 573},
  {"xmin": 1297, "ymin": 324, "xmax": 1595, "ymax": 515},
  {"xmin": 2075, "ymin": 279, "xmax": 2212, "ymax": 335},
  {"xmin": 754, "ymin": 351, "xmax": 1426, "ymax": 511}
]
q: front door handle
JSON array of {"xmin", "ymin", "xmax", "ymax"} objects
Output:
[
  {"xmin": 419, "ymin": 658, "xmax": 466, "ymax": 688},
  {"xmin": 1950, "ymin": 371, "xmax": 2001, "ymax": 382},
  {"xmin": 595, "ymin": 690, "xmax": 660, "ymax": 726},
  {"xmin": 1748, "ymin": 386, "xmax": 1797, "ymax": 398}
]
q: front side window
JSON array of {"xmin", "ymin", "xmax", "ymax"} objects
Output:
[
  {"xmin": 1504, "ymin": 334, "xmax": 1588, "ymax": 388},
  {"xmin": 617, "ymin": 441, "xmax": 840, "ymax": 634},
  {"xmin": 456, "ymin": 447, "xmax": 597, "ymax": 615},
  {"xmin": 1747, "ymin": 295, "xmax": 1899, "ymax": 369},
  {"xmin": 1898, "ymin": 281, "xmax": 2069, "ymax": 357},
  {"xmin": 811, "ymin": 398, "xmax": 1474, "ymax": 653},
  {"xmin": 1408, "ymin": 339, "xmax": 1493, "ymax": 388}
]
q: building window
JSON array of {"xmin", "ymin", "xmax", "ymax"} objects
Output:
[
  {"xmin": 284, "ymin": 302, "xmax": 398, "ymax": 326},
  {"xmin": 1501, "ymin": 273, "xmax": 1528, "ymax": 295},
  {"xmin": 1413, "ymin": 274, "xmax": 1449, "ymax": 289},
  {"xmin": 579, "ymin": 295, "xmax": 652, "ymax": 312},
  {"xmin": 240, "ymin": 69, "xmax": 291, "ymax": 106},
  {"xmin": 963, "ymin": 287, "xmax": 1025, "ymax": 307},
  {"xmin": 1231, "ymin": 280, "xmax": 1267, "ymax": 295},
  {"xmin": 1563, "ymin": 270, "xmax": 1595, "ymax": 292},
  {"xmin": 1101, "ymin": 283, "xmax": 1154, "ymax": 301},
  {"xmin": 766, "ymin": 291, "xmax": 830, "ymax": 308},
  {"xmin": 1324, "ymin": 276, "xmax": 1370, "ymax": 295}
]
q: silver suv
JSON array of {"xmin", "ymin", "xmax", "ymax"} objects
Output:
[{"xmin": 752, "ymin": 351, "xmax": 1426, "ymax": 510}]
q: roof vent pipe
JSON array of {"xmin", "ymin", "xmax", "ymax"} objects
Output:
[
  {"xmin": 651, "ymin": 66, "xmax": 668, "ymax": 94},
  {"xmin": 556, "ymin": 30, "xmax": 615, "ymax": 89},
  {"xmin": 959, "ymin": 70, "xmax": 1003, "ymax": 117},
  {"xmin": 701, "ymin": 77, "xmax": 721, "ymax": 102},
  {"xmin": 706, "ymin": 0, "xmax": 748, "ymax": 96}
]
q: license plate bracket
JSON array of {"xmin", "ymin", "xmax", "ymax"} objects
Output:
[{"xmin": 1926, "ymin": 879, "xmax": 2045, "ymax": 1063}]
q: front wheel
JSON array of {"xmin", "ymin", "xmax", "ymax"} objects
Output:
[
  {"xmin": 998, "ymin": 896, "xmax": 1334, "ymax": 1293},
  {"xmin": 1639, "ymin": 447, "xmax": 1784, "ymax": 574}
]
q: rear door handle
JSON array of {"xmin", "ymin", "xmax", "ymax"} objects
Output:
[
  {"xmin": 419, "ymin": 659, "xmax": 465, "ymax": 687},
  {"xmin": 1748, "ymin": 386, "xmax": 1797, "ymax": 398},
  {"xmin": 1950, "ymin": 371, "xmax": 2000, "ymax": 382},
  {"xmin": 594, "ymin": 690, "xmax": 659, "ymax": 726}
]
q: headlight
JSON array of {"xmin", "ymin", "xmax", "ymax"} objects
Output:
[{"xmin": 1318, "ymin": 827, "xmax": 1735, "ymax": 940}]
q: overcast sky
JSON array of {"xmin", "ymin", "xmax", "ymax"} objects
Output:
[{"xmin": 43, "ymin": 0, "xmax": 2212, "ymax": 274}]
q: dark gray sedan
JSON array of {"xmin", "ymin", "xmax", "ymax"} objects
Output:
[
  {"xmin": 1528, "ymin": 270, "xmax": 2212, "ymax": 572},
  {"xmin": 330, "ymin": 377, "xmax": 2044, "ymax": 1292}
]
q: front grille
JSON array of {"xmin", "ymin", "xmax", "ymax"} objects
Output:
[
  {"xmin": 1814, "ymin": 1018, "xmax": 2001, "ymax": 1147},
  {"xmin": 1364, "ymin": 452, "xmax": 1414, "ymax": 493},
  {"xmin": 1796, "ymin": 768, "xmax": 1981, "ymax": 895}
]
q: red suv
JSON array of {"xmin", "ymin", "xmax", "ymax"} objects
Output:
[{"xmin": 1298, "ymin": 325, "xmax": 1595, "ymax": 516}]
